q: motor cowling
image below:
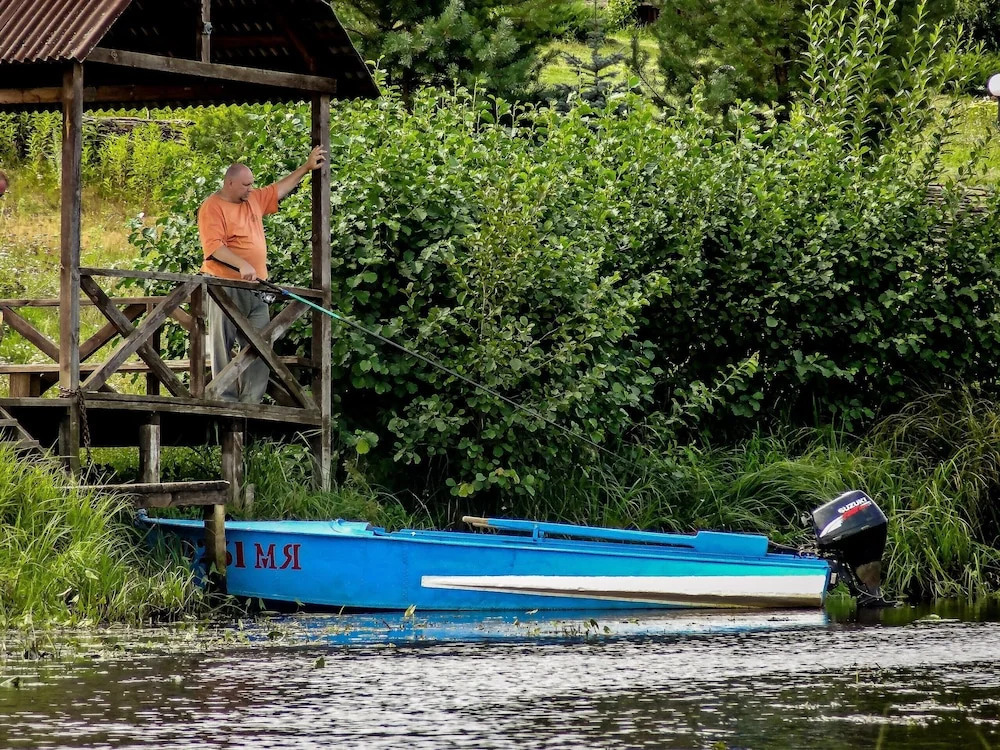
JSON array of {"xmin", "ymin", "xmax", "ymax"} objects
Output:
[{"xmin": 812, "ymin": 490, "xmax": 892, "ymax": 607}]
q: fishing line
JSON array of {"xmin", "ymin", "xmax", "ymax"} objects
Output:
[{"xmin": 207, "ymin": 257, "xmax": 628, "ymax": 464}]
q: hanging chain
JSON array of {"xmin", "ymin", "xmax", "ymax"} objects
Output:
[{"xmin": 58, "ymin": 387, "xmax": 93, "ymax": 470}]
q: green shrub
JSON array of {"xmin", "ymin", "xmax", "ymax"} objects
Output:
[
  {"xmin": 132, "ymin": 81, "xmax": 1000, "ymax": 501},
  {"xmin": 128, "ymin": 3, "xmax": 1000, "ymax": 506}
]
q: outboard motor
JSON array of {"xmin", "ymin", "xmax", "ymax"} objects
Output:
[{"xmin": 812, "ymin": 490, "xmax": 894, "ymax": 607}]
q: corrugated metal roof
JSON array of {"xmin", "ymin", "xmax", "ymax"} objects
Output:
[
  {"xmin": 0, "ymin": 0, "xmax": 133, "ymax": 63},
  {"xmin": 0, "ymin": 0, "xmax": 378, "ymax": 103}
]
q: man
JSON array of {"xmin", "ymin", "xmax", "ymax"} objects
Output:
[
  {"xmin": 0, "ymin": 170, "xmax": 9, "ymax": 197},
  {"xmin": 198, "ymin": 146, "xmax": 326, "ymax": 403}
]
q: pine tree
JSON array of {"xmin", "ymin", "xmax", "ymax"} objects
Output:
[
  {"xmin": 333, "ymin": 0, "xmax": 589, "ymax": 102},
  {"xmin": 549, "ymin": 0, "xmax": 636, "ymax": 111}
]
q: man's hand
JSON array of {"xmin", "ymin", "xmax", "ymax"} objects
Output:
[
  {"xmin": 305, "ymin": 146, "xmax": 327, "ymax": 171},
  {"xmin": 276, "ymin": 146, "xmax": 328, "ymax": 200},
  {"xmin": 238, "ymin": 259, "xmax": 257, "ymax": 281}
]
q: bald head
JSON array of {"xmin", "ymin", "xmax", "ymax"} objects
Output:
[{"xmin": 220, "ymin": 163, "xmax": 254, "ymax": 203}]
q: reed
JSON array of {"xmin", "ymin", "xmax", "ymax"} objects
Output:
[
  {"xmin": 237, "ymin": 439, "xmax": 415, "ymax": 529},
  {"xmin": 0, "ymin": 444, "xmax": 201, "ymax": 627},
  {"xmin": 507, "ymin": 394, "xmax": 1000, "ymax": 601}
]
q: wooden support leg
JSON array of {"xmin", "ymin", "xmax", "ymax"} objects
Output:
[
  {"xmin": 9, "ymin": 374, "xmax": 41, "ymax": 398},
  {"xmin": 139, "ymin": 415, "xmax": 161, "ymax": 484},
  {"xmin": 203, "ymin": 503, "xmax": 228, "ymax": 595},
  {"xmin": 311, "ymin": 93, "xmax": 332, "ymax": 491},
  {"xmin": 222, "ymin": 421, "xmax": 244, "ymax": 509},
  {"xmin": 201, "ymin": 419, "xmax": 244, "ymax": 595},
  {"xmin": 146, "ymin": 316, "xmax": 162, "ymax": 396},
  {"xmin": 59, "ymin": 400, "xmax": 81, "ymax": 475}
]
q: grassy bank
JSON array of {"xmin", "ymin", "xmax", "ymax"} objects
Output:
[{"xmin": 0, "ymin": 444, "xmax": 200, "ymax": 628}]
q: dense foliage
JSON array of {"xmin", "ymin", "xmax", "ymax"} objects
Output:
[
  {"xmin": 331, "ymin": 0, "xmax": 591, "ymax": 101},
  {"xmin": 649, "ymin": 0, "xmax": 956, "ymax": 109},
  {"xmin": 126, "ymin": 2, "xmax": 1000, "ymax": 511}
]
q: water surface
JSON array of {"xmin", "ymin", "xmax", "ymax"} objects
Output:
[{"xmin": 1, "ymin": 601, "xmax": 998, "ymax": 749}]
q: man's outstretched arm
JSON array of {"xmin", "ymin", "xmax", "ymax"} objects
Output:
[{"xmin": 275, "ymin": 146, "xmax": 326, "ymax": 201}]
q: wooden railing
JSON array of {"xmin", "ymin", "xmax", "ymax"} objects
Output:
[{"xmin": 0, "ymin": 268, "xmax": 324, "ymax": 410}]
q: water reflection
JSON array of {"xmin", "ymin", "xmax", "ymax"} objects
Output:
[
  {"xmin": 0, "ymin": 601, "xmax": 998, "ymax": 749},
  {"xmin": 281, "ymin": 608, "xmax": 831, "ymax": 646}
]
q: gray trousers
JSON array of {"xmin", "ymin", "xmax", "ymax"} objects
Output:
[{"xmin": 208, "ymin": 287, "xmax": 270, "ymax": 403}]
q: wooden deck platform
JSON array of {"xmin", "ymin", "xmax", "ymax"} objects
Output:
[{"xmin": 0, "ymin": 394, "xmax": 322, "ymax": 449}]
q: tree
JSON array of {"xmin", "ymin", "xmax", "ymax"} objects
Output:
[
  {"xmin": 549, "ymin": 0, "xmax": 638, "ymax": 110},
  {"xmin": 953, "ymin": 0, "xmax": 1000, "ymax": 49},
  {"xmin": 333, "ymin": 0, "xmax": 590, "ymax": 102},
  {"xmin": 647, "ymin": 0, "xmax": 955, "ymax": 110}
]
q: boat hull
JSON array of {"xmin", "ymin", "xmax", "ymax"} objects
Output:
[{"xmin": 142, "ymin": 518, "xmax": 832, "ymax": 611}]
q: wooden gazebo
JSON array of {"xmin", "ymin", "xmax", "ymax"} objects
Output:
[{"xmin": 0, "ymin": 0, "xmax": 377, "ymax": 509}]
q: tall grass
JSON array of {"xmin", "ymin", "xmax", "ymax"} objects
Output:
[
  {"xmin": 96, "ymin": 440, "xmax": 418, "ymax": 529},
  {"xmin": 499, "ymin": 390, "xmax": 1000, "ymax": 601},
  {"xmin": 238, "ymin": 439, "xmax": 415, "ymax": 528},
  {"xmin": 0, "ymin": 444, "xmax": 201, "ymax": 627}
]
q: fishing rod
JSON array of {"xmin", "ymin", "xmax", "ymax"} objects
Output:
[{"xmin": 207, "ymin": 257, "xmax": 627, "ymax": 463}]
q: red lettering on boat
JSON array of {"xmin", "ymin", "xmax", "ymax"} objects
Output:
[
  {"xmin": 255, "ymin": 543, "xmax": 277, "ymax": 569},
  {"xmin": 279, "ymin": 543, "xmax": 301, "ymax": 570},
  {"xmin": 233, "ymin": 540, "xmax": 245, "ymax": 568}
]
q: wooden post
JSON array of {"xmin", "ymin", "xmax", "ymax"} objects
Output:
[
  {"xmin": 202, "ymin": 418, "xmax": 242, "ymax": 593},
  {"xmin": 311, "ymin": 94, "xmax": 332, "ymax": 490},
  {"xmin": 146, "ymin": 303, "xmax": 161, "ymax": 395},
  {"xmin": 190, "ymin": 283, "xmax": 207, "ymax": 397},
  {"xmin": 198, "ymin": 0, "xmax": 212, "ymax": 63},
  {"xmin": 222, "ymin": 420, "xmax": 244, "ymax": 508},
  {"xmin": 58, "ymin": 402, "xmax": 81, "ymax": 474},
  {"xmin": 139, "ymin": 415, "xmax": 161, "ymax": 483},
  {"xmin": 59, "ymin": 62, "xmax": 83, "ymax": 474},
  {"xmin": 203, "ymin": 501, "xmax": 227, "ymax": 593}
]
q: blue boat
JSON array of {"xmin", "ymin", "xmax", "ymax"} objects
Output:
[{"xmin": 140, "ymin": 490, "xmax": 890, "ymax": 611}]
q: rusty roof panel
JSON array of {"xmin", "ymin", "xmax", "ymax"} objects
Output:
[
  {"xmin": 0, "ymin": 0, "xmax": 377, "ymax": 102},
  {"xmin": 0, "ymin": 0, "xmax": 133, "ymax": 63}
]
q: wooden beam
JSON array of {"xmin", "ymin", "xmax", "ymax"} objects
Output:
[
  {"xmin": 139, "ymin": 415, "xmax": 161, "ymax": 484},
  {"xmin": 171, "ymin": 306, "xmax": 194, "ymax": 331},
  {"xmin": 147, "ymin": 303, "xmax": 162, "ymax": 396},
  {"xmin": 0, "ymin": 393, "xmax": 323, "ymax": 425},
  {"xmin": 1, "ymin": 307, "xmax": 60, "ymax": 362},
  {"xmin": 311, "ymin": 94, "xmax": 333, "ymax": 491},
  {"xmin": 9, "ymin": 373, "xmax": 40, "ymax": 398},
  {"xmin": 206, "ymin": 286, "xmax": 313, "ymax": 408},
  {"xmin": 205, "ymin": 299, "xmax": 308, "ymax": 399},
  {"xmin": 79, "ymin": 303, "xmax": 145, "ymax": 361},
  {"xmin": 0, "ymin": 359, "xmax": 216, "ymax": 375},
  {"xmin": 77, "ymin": 481, "xmax": 229, "ymax": 507},
  {"xmin": 222, "ymin": 421, "xmax": 244, "ymax": 509},
  {"xmin": 79, "ymin": 267, "xmax": 324, "ymax": 299},
  {"xmin": 87, "ymin": 47, "xmax": 337, "ymax": 95},
  {"xmin": 0, "ymin": 296, "xmax": 175, "ymax": 308},
  {"xmin": 0, "ymin": 85, "xmax": 230, "ymax": 106},
  {"xmin": 79, "ymin": 276, "xmax": 194, "ymax": 396},
  {"xmin": 59, "ymin": 401, "xmax": 81, "ymax": 474},
  {"xmin": 59, "ymin": 62, "xmax": 83, "ymax": 395},
  {"xmin": 204, "ymin": 501, "xmax": 228, "ymax": 592}
]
